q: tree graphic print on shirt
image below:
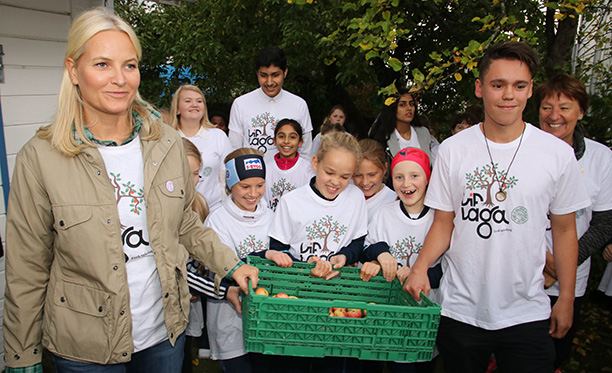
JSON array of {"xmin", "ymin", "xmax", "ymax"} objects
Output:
[
  {"xmin": 268, "ymin": 178, "xmax": 296, "ymax": 211},
  {"xmin": 109, "ymin": 172, "xmax": 149, "ymax": 251},
  {"xmin": 249, "ymin": 112, "xmax": 278, "ymax": 153},
  {"xmin": 110, "ymin": 172, "xmax": 144, "ymax": 215},
  {"xmin": 465, "ymin": 163, "xmax": 517, "ymax": 206},
  {"xmin": 237, "ymin": 234, "xmax": 268, "ymax": 259},
  {"xmin": 305, "ymin": 215, "xmax": 347, "ymax": 253},
  {"xmin": 390, "ymin": 236, "xmax": 422, "ymax": 267}
]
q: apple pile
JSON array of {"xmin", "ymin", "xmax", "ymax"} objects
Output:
[
  {"xmin": 253, "ymin": 287, "xmax": 298, "ymax": 299},
  {"xmin": 329, "ymin": 307, "xmax": 367, "ymax": 318}
]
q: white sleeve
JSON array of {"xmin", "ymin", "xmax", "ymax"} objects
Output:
[
  {"xmin": 298, "ymin": 101, "xmax": 313, "ymax": 159},
  {"xmin": 550, "ymin": 152, "xmax": 591, "ymax": 215},
  {"xmin": 424, "ymin": 143, "xmax": 454, "ymax": 212},
  {"xmin": 228, "ymin": 101, "xmax": 244, "ymax": 149},
  {"xmin": 299, "ymin": 131, "xmax": 313, "ymax": 159}
]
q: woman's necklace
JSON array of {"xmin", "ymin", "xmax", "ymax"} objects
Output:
[{"xmin": 482, "ymin": 123, "xmax": 525, "ymax": 202}]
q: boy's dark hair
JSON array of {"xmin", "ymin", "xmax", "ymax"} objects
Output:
[
  {"xmin": 274, "ymin": 118, "xmax": 303, "ymax": 140},
  {"xmin": 533, "ymin": 73, "xmax": 590, "ymax": 114},
  {"xmin": 478, "ymin": 41, "xmax": 539, "ymax": 79},
  {"xmin": 255, "ymin": 46, "xmax": 287, "ymax": 71}
]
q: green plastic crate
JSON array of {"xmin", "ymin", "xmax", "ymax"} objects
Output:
[{"xmin": 242, "ymin": 257, "xmax": 441, "ymax": 362}]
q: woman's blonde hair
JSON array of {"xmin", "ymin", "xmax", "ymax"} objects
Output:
[
  {"xmin": 36, "ymin": 7, "xmax": 161, "ymax": 156},
  {"xmin": 182, "ymin": 138, "xmax": 210, "ymax": 221},
  {"xmin": 169, "ymin": 85, "xmax": 215, "ymax": 131},
  {"xmin": 358, "ymin": 139, "xmax": 388, "ymax": 180},
  {"xmin": 224, "ymin": 148, "xmax": 265, "ymax": 194},
  {"xmin": 316, "ymin": 132, "xmax": 362, "ymax": 167}
]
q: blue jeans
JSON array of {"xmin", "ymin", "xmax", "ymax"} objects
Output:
[{"xmin": 53, "ymin": 333, "xmax": 185, "ymax": 373}]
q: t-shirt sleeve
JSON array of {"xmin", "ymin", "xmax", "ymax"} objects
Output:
[
  {"xmin": 593, "ymin": 147, "xmax": 612, "ymax": 211},
  {"xmin": 424, "ymin": 142, "xmax": 454, "ymax": 212},
  {"xmin": 268, "ymin": 196, "xmax": 294, "ymax": 245},
  {"xmin": 550, "ymin": 152, "xmax": 591, "ymax": 215},
  {"xmin": 228, "ymin": 101, "xmax": 243, "ymax": 149}
]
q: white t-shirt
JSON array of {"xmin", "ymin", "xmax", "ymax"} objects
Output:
[
  {"xmin": 394, "ymin": 127, "xmax": 439, "ymax": 164},
  {"xmin": 180, "ymin": 127, "xmax": 231, "ymax": 213},
  {"xmin": 264, "ymin": 153, "xmax": 314, "ymax": 211},
  {"xmin": 98, "ymin": 136, "xmax": 166, "ymax": 352},
  {"xmin": 425, "ymin": 123, "xmax": 590, "ymax": 330},
  {"xmin": 545, "ymin": 138, "xmax": 612, "ymax": 297},
  {"xmin": 269, "ymin": 184, "xmax": 368, "ymax": 262},
  {"xmin": 365, "ymin": 185, "xmax": 397, "ymax": 222},
  {"xmin": 228, "ymin": 88, "xmax": 313, "ymax": 158},
  {"xmin": 204, "ymin": 196, "xmax": 274, "ymax": 360},
  {"xmin": 367, "ymin": 201, "xmax": 434, "ymax": 268}
]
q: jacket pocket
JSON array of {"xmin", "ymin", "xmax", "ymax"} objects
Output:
[
  {"xmin": 45, "ymin": 281, "xmax": 112, "ymax": 362},
  {"xmin": 53, "ymin": 205, "xmax": 93, "ymax": 231},
  {"xmin": 51, "ymin": 205, "xmax": 95, "ymax": 256}
]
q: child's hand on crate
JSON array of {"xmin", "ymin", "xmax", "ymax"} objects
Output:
[
  {"xmin": 226, "ymin": 286, "xmax": 242, "ymax": 314},
  {"xmin": 377, "ymin": 252, "xmax": 398, "ymax": 282},
  {"xmin": 265, "ymin": 250, "xmax": 293, "ymax": 268},
  {"xmin": 360, "ymin": 261, "xmax": 381, "ymax": 281},
  {"xmin": 308, "ymin": 256, "xmax": 343, "ymax": 280},
  {"xmin": 397, "ymin": 266, "xmax": 411, "ymax": 284}
]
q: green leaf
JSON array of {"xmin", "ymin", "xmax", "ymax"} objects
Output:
[{"xmin": 388, "ymin": 57, "xmax": 403, "ymax": 71}]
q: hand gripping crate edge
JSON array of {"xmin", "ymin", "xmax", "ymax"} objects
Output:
[{"xmin": 242, "ymin": 257, "xmax": 441, "ymax": 362}]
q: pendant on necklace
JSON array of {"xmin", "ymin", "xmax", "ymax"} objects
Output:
[{"xmin": 495, "ymin": 190, "xmax": 507, "ymax": 202}]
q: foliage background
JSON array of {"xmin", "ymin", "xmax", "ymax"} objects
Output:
[{"xmin": 116, "ymin": 0, "xmax": 611, "ymax": 143}]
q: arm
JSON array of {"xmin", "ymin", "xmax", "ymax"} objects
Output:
[
  {"xmin": 335, "ymin": 235, "xmax": 366, "ymax": 265},
  {"xmin": 4, "ymin": 152, "xmax": 54, "ymax": 368},
  {"xmin": 548, "ymin": 212, "xmax": 578, "ymax": 339},
  {"xmin": 545, "ymin": 210, "xmax": 612, "ymax": 279},
  {"xmin": 404, "ymin": 209, "xmax": 454, "ymax": 301},
  {"xmin": 186, "ymin": 271, "xmax": 228, "ymax": 300},
  {"xmin": 577, "ymin": 210, "xmax": 612, "ymax": 265}
]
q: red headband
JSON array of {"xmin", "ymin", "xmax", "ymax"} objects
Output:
[{"xmin": 391, "ymin": 147, "xmax": 431, "ymax": 181}]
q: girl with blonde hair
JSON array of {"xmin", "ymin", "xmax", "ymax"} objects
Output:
[{"xmin": 170, "ymin": 84, "xmax": 232, "ymax": 212}]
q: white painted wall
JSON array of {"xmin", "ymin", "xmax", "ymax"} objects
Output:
[{"xmin": 0, "ymin": 0, "xmax": 110, "ymax": 368}]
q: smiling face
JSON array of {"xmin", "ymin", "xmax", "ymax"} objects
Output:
[
  {"xmin": 539, "ymin": 93, "xmax": 583, "ymax": 145},
  {"xmin": 177, "ymin": 89, "xmax": 205, "ymax": 124},
  {"xmin": 353, "ymin": 158, "xmax": 386, "ymax": 198},
  {"xmin": 231, "ymin": 177, "xmax": 265, "ymax": 212},
  {"xmin": 392, "ymin": 161, "xmax": 428, "ymax": 214},
  {"xmin": 257, "ymin": 65, "xmax": 287, "ymax": 98},
  {"xmin": 329, "ymin": 109, "xmax": 346, "ymax": 126},
  {"xmin": 312, "ymin": 147, "xmax": 357, "ymax": 200},
  {"xmin": 475, "ymin": 59, "xmax": 533, "ymax": 130},
  {"xmin": 67, "ymin": 30, "xmax": 140, "ymax": 124},
  {"xmin": 274, "ymin": 124, "xmax": 303, "ymax": 159},
  {"xmin": 396, "ymin": 94, "xmax": 416, "ymax": 127}
]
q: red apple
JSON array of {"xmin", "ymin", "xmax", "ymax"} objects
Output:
[
  {"xmin": 254, "ymin": 287, "xmax": 269, "ymax": 296},
  {"xmin": 346, "ymin": 309, "xmax": 363, "ymax": 318},
  {"xmin": 273, "ymin": 292, "xmax": 289, "ymax": 298}
]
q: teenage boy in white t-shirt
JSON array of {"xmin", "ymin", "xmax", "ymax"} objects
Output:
[
  {"xmin": 228, "ymin": 46, "xmax": 313, "ymax": 158},
  {"xmin": 404, "ymin": 41, "xmax": 591, "ymax": 372}
]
